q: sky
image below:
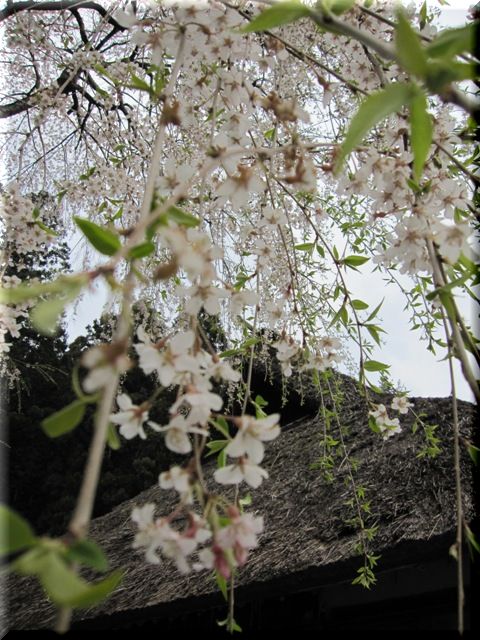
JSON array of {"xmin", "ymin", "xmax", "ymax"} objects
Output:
[{"xmin": 64, "ymin": 2, "xmax": 477, "ymax": 402}]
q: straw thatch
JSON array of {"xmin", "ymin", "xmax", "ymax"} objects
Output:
[{"xmin": 5, "ymin": 376, "xmax": 476, "ymax": 630}]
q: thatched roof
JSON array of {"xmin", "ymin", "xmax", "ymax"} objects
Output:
[{"xmin": 5, "ymin": 378, "xmax": 476, "ymax": 631}]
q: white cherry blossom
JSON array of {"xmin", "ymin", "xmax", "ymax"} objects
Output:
[
  {"xmin": 176, "ymin": 282, "xmax": 229, "ymax": 316},
  {"xmin": 81, "ymin": 343, "xmax": 130, "ymax": 393},
  {"xmin": 230, "ymin": 289, "xmax": 258, "ymax": 316},
  {"xmin": 216, "ymin": 508, "xmax": 263, "ymax": 566},
  {"xmin": 214, "ymin": 458, "xmax": 269, "ymax": 489},
  {"xmin": 216, "ymin": 165, "xmax": 265, "ymax": 209},
  {"xmin": 225, "ymin": 414, "xmax": 281, "ymax": 463},
  {"xmin": 159, "ymin": 465, "xmax": 192, "ymax": 494},
  {"xmin": 135, "ymin": 328, "xmax": 198, "ymax": 386},
  {"xmin": 170, "ymin": 387, "xmax": 223, "ymax": 426},
  {"xmin": 391, "ymin": 396, "xmax": 413, "ymax": 414},
  {"xmin": 110, "ymin": 394, "xmax": 149, "ymax": 440},
  {"xmin": 148, "ymin": 414, "xmax": 208, "ymax": 454}
]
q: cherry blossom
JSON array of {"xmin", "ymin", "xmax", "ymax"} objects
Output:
[
  {"xmin": 214, "ymin": 457, "xmax": 269, "ymax": 489},
  {"xmin": 81, "ymin": 343, "xmax": 131, "ymax": 393},
  {"xmin": 132, "ymin": 505, "xmax": 197, "ymax": 572},
  {"xmin": 230, "ymin": 289, "xmax": 258, "ymax": 317},
  {"xmin": 204, "ymin": 357, "xmax": 241, "ymax": 384},
  {"xmin": 176, "ymin": 282, "xmax": 230, "ymax": 316},
  {"xmin": 391, "ymin": 396, "xmax": 413, "ymax": 415},
  {"xmin": 273, "ymin": 336, "xmax": 301, "ymax": 377},
  {"xmin": 148, "ymin": 414, "xmax": 209, "ymax": 455},
  {"xmin": 216, "ymin": 507, "xmax": 263, "ymax": 567},
  {"xmin": 225, "ymin": 414, "xmax": 281, "ymax": 463},
  {"xmin": 433, "ymin": 222, "xmax": 471, "ymax": 265},
  {"xmin": 216, "ymin": 165, "xmax": 265, "ymax": 209},
  {"xmin": 110, "ymin": 394, "xmax": 149, "ymax": 440},
  {"xmin": 170, "ymin": 387, "xmax": 223, "ymax": 426},
  {"xmin": 135, "ymin": 328, "xmax": 198, "ymax": 386},
  {"xmin": 369, "ymin": 404, "xmax": 402, "ymax": 440},
  {"xmin": 159, "ymin": 465, "xmax": 192, "ymax": 496}
]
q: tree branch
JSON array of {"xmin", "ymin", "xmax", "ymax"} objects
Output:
[{"xmin": 0, "ymin": 1, "xmax": 125, "ymax": 29}]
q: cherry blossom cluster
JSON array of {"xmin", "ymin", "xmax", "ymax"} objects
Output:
[
  {"xmin": 369, "ymin": 395, "xmax": 413, "ymax": 440},
  {"xmin": 1, "ymin": 187, "xmax": 54, "ymax": 356},
  {"xmin": 368, "ymin": 403, "xmax": 402, "ymax": 440},
  {"xmin": 273, "ymin": 334, "xmax": 343, "ymax": 378},
  {"xmin": 132, "ymin": 502, "xmax": 263, "ymax": 579},
  {"xmin": 104, "ymin": 320, "xmax": 281, "ymax": 574}
]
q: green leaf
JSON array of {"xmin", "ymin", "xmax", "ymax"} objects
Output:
[
  {"xmin": 107, "ymin": 423, "xmax": 121, "ymax": 450},
  {"xmin": 395, "ymin": 11, "xmax": 428, "ymax": 77},
  {"xmin": 243, "ymin": 337, "xmax": 259, "ymax": 349},
  {"xmin": 466, "ymin": 442, "xmax": 480, "ymax": 466},
  {"xmin": 41, "ymin": 400, "xmax": 86, "ymax": 438},
  {"xmin": 254, "ymin": 394, "xmax": 268, "ymax": 408},
  {"xmin": 419, "ymin": 1, "xmax": 428, "ymax": 30},
  {"xmin": 218, "ymin": 348, "xmax": 243, "ymax": 358},
  {"xmin": 409, "ymin": 92, "xmax": 433, "ymax": 182},
  {"xmin": 30, "ymin": 277, "xmax": 84, "ymax": 336},
  {"xmin": 366, "ymin": 298, "xmax": 384, "ymax": 322},
  {"xmin": 368, "ymin": 415, "xmax": 380, "ymax": 434},
  {"xmin": 217, "ymin": 449, "xmax": 227, "ymax": 469},
  {"xmin": 79, "ymin": 166, "xmax": 96, "ymax": 181},
  {"xmin": 35, "ymin": 220, "xmax": 59, "ymax": 237},
  {"xmin": 206, "ymin": 440, "xmax": 229, "ymax": 456},
  {"xmin": 12, "ymin": 546, "xmax": 51, "ymax": 574},
  {"xmin": 230, "ymin": 619, "xmax": 243, "ymax": 633},
  {"xmin": 334, "ymin": 83, "xmax": 413, "ymax": 173},
  {"xmin": 365, "ymin": 324, "xmax": 384, "ymax": 346},
  {"xmin": 295, "ymin": 242, "xmax": 315, "ymax": 253},
  {"xmin": 465, "ymin": 524, "xmax": 480, "ymax": 557},
  {"xmin": 351, "ymin": 299, "xmax": 369, "ymax": 311},
  {"xmin": 329, "ymin": 303, "xmax": 347, "ymax": 328},
  {"xmin": 0, "ymin": 506, "xmax": 36, "ymax": 556},
  {"xmin": 129, "ymin": 74, "xmax": 151, "ymax": 92},
  {"xmin": 30, "ymin": 296, "xmax": 70, "ymax": 336},
  {"xmin": 326, "ymin": 0, "xmax": 356, "ymax": 15},
  {"xmin": 240, "ymin": 1, "xmax": 311, "ymax": 33},
  {"xmin": 212, "ymin": 417, "xmax": 230, "ymax": 438},
  {"xmin": 239, "ymin": 493, "xmax": 252, "ymax": 508},
  {"xmin": 342, "ymin": 255, "xmax": 369, "ymax": 268},
  {"xmin": 128, "ymin": 241, "xmax": 156, "ymax": 260},
  {"xmin": 74, "ymin": 217, "xmax": 121, "ymax": 256},
  {"xmin": 264, "ymin": 128, "xmax": 276, "ymax": 140},
  {"xmin": 426, "ymin": 24, "xmax": 476, "ymax": 59},
  {"xmin": 426, "ymin": 272, "xmax": 471, "ymax": 301},
  {"xmin": 0, "ymin": 276, "xmax": 87, "ymax": 305},
  {"xmin": 39, "ymin": 553, "xmax": 122, "ymax": 608},
  {"xmin": 215, "ymin": 571, "xmax": 228, "ymax": 600},
  {"xmin": 425, "ymin": 60, "xmax": 477, "ymax": 92},
  {"xmin": 364, "ymin": 360, "xmax": 390, "ymax": 372},
  {"xmin": 157, "ymin": 205, "xmax": 200, "ymax": 228},
  {"xmin": 65, "ymin": 540, "xmax": 108, "ymax": 572}
]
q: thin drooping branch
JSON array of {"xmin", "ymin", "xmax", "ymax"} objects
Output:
[
  {"xmin": 55, "ymin": 33, "xmax": 187, "ymax": 634},
  {"xmin": 426, "ymin": 239, "xmax": 480, "ymax": 404},
  {"xmin": 442, "ymin": 313, "xmax": 464, "ymax": 635}
]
